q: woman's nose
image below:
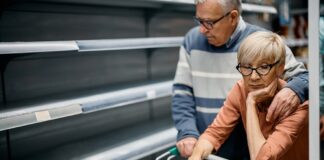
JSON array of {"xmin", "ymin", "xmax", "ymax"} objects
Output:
[{"xmin": 250, "ymin": 70, "xmax": 261, "ymax": 80}]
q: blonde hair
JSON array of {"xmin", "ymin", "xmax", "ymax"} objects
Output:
[
  {"xmin": 237, "ymin": 31, "xmax": 286, "ymax": 65},
  {"xmin": 194, "ymin": 0, "xmax": 242, "ymax": 14}
]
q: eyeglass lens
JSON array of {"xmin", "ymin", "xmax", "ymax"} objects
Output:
[{"xmin": 239, "ymin": 66, "xmax": 271, "ymax": 76}]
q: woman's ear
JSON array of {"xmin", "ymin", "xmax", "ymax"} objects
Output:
[{"xmin": 277, "ymin": 63, "xmax": 285, "ymax": 77}]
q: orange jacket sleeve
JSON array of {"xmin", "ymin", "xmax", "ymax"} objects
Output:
[
  {"xmin": 256, "ymin": 102, "xmax": 308, "ymax": 160},
  {"xmin": 200, "ymin": 82, "xmax": 243, "ymax": 151}
]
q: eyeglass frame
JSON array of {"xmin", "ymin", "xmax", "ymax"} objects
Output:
[
  {"xmin": 236, "ymin": 60, "xmax": 280, "ymax": 76},
  {"xmin": 193, "ymin": 11, "xmax": 232, "ymax": 30}
]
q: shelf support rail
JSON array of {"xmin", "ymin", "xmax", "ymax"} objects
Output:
[
  {"xmin": 0, "ymin": 37, "xmax": 184, "ymax": 54},
  {"xmin": 0, "ymin": 36, "xmax": 308, "ymax": 55}
]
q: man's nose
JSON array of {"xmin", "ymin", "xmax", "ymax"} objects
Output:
[{"xmin": 199, "ymin": 25, "xmax": 208, "ymax": 34}]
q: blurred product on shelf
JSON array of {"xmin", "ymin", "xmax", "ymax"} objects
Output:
[{"xmin": 294, "ymin": 15, "xmax": 308, "ymax": 39}]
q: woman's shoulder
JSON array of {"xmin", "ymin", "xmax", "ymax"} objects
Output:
[{"xmin": 228, "ymin": 79, "xmax": 246, "ymax": 101}]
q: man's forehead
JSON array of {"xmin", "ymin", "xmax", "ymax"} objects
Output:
[{"xmin": 196, "ymin": 2, "xmax": 224, "ymax": 18}]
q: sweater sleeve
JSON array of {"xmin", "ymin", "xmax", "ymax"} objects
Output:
[
  {"xmin": 283, "ymin": 46, "xmax": 309, "ymax": 102},
  {"xmin": 200, "ymin": 82, "xmax": 242, "ymax": 151},
  {"xmin": 256, "ymin": 102, "xmax": 308, "ymax": 159},
  {"xmin": 172, "ymin": 45, "xmax": 199, "ymax": 141}
]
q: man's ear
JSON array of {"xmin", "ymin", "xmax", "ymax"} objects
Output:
[{"xmin": 230, "ymin": 10, "xmax": 239, "ymax": 25}]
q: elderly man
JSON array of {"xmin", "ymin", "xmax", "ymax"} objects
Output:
[{"xmin": 171, "ymin": 0, "xmax": 308, "ymax": 159}]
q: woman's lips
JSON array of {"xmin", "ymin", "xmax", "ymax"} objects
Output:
[{"xmin": 249, "ymin": 84, "xmax": 264, "ymax": 89}]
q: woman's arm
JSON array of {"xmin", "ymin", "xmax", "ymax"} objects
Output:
[
  {"xmin": 189, "ymin": 82, "xmax": 244, "ymax": 159},
  {"xmin": 246, "ymin": 97, "xmax": 266, "ymax": 159},
  {"xmin": 245, "ymin": 80, "xmax": 277, "ymax": 159}
]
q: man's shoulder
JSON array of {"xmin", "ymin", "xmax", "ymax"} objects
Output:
[
  {"xmin": 182, "ymin": 26, "xmax": 209, "ymax": 53},
  {"xmin": 243, "ymin": 23, "xmax": 268, "ymax": 36},
  {"xmin": 185, "ymin": 26, "xmax": 201, "ymax": 37},
  {"xmin": 184, "ymin": 26, "xmax": 205, "ymax": 44}
]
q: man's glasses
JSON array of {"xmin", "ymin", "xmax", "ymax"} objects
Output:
[
  {"xmin": 193, "ymin": 11, "xmax": 231, "ymax": 30},
  {"xmin": 236, "ymin": 61, "xmax": 280, "ymax": 76}
]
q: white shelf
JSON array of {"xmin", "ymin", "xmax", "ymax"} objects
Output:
[
  {"xmin": 36, "ymin": 0, "xmax": 277, "ymax": 14},
  {"xmin": 149, "ymin": 0, "xmax": 277, "ymax": 14},
  {"xmin": 0, "ymin": 37, "xmax": 183, "ymax": 54},
  {"xmin": 284, "ymin": 38, "xmax": 308, "ymax": 47},
  {"xmin": 242, "ymin": 3, "xmax": 277, "ymax": 14},
  {"xmin": 82, "ymin": 127, "xmax": 177, "ymax": 160},
  {"xmin": 0, "ymin": 80, "xmax": 173, "ymax": 131},
  {"xmin": 3, "ymin": 36, "xmax": 306, "ymax": 55},
  {"xmin": 0, "ymin": 41, "xmax": 79, "ymax": 54},
  {"xmin": 77, "ymin": 37, "xmax": 183, "ymax": 52},
  {"xmin": 291, "ymin": 9, "xmax": 307, "ymax": 15},
  {"xmin": 24, "ymin": 118, "xmax": 176, "ymax": 160}
]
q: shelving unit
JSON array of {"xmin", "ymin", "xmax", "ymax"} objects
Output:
[
  {"xmin": 0, "ymin": 34, "xmax": 181, "ymax": 159},
  {"xmin": 0, "ymin": 33, "xmax": 307, "ymax": 132}
]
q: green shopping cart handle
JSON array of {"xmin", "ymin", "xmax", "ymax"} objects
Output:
[{"xmin": 169, "ymin": 147, "xmax": 179, "ymax": 156}]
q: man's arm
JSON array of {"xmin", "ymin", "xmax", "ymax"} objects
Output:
[
  {"xmin": 283, "ymin": 46, "xmax": 308, "ymax": 102},
  {"xmin": 172, "ymin": 45, "xmax": 199, "ymax": 157},
  {"xmin": 172, "ymin": 84, "xmax": 199, "ymax": 140},
  {"xmin": 189, "ymin": 81, "xmax": 243, "ymax": 160},
  {"xmin": 267, "ymin": 46, "xmax": 309, "ymax": 122}
]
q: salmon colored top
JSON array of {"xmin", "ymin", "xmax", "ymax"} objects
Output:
[{"xmin": 201, "ymin": 79, "xmax": 308, "ymax": 160}]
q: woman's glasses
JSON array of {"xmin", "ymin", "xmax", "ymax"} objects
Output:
[{"xmin": 236, "ymin": 61, "xmax": 280, "ymax": 76}]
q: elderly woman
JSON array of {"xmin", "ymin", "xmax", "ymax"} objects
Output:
[{"xmin": 189, "ymin": 31, "xmax": 308, "ymax": 160}]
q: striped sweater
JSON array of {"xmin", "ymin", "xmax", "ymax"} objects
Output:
[{"xmin": 172, "ymin": 17, "xmax": 308, "ymax": 141}]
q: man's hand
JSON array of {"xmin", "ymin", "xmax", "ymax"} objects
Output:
[
  {"xmin": 266, "ymin": 88, "xmax": 300, "ymax": 122},
  {"xmin": 176, "ymin": 137, "xmax": 197, "ymax": 158}
]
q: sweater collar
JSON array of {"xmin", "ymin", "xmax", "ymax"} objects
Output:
[{"xmin": 226, "ymin": 16, "xmax": 246, "ymax": 48}]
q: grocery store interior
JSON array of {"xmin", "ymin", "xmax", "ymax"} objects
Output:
[{"xmin": 0, "ymin": 0, "xmax": 322, "ymax": 159}]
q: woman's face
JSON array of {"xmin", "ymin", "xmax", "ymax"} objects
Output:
[{"xmin": 241, "ymin": 58, "xmax": 282, "ymax": 93}]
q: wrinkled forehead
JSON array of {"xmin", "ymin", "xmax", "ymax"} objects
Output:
[{"xmin": 239, "ymin": 52, "xmax": 277, "ymax": 65}]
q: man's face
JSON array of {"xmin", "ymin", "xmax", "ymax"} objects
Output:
[{"xmin": 195, "ymin": 0, "xmax": 236, "ymax": 46}]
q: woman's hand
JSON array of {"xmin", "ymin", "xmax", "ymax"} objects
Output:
[
  {"xmin": 247, "ymin": 80, "xmax": 278, "ymax": 104},
  {"xmin": 188, "ymin": 139, "xmax": 213, "ymax": 160}
]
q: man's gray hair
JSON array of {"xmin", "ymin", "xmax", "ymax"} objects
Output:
[{"xmin": 194, "ymin": 0, "xmax": 242, "ymax": 14}]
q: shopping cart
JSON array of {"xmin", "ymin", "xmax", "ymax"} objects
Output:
[{"xmin": 155, "ymin": 147, "xmax": 228, "ymax": 160}]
